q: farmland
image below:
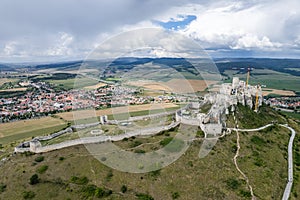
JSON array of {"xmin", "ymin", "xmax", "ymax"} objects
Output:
[
  {"xmin": 0, "ymin": 78, "xmax": 19, "ymax": 86},
  {"xmin": 223, "ymin": 69, "xmax": 300, "ymax": 94},
  {"xmin": 56, "ymin": 103, "xmax": 180, "ymax": 121},
  {"xmin": 0, "ymin": 117, "xmax": 68, "ymax": 145},
  {"xmin": 127, "ymin": 79, "xmax": 218, "ymax": 93}
]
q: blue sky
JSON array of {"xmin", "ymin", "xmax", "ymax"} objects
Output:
[
  {"xmin": 154, "ymin": 15, "xmax": 197, "ymax": 31},
  {"xmin": 0, "ymin": 0, "xmax": 299, "ymax": 62}
]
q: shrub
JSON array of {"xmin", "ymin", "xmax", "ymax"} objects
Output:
[
  {"xmin": 29, "ymin": 174, "xmax": 39, "ymax": 185},
  {"xmin": 231, "ymin": 144, "xmax": 237, "ymax": 153},
  {"xmin": 136, "ymin": 193, "xmax": 154, "ymax": 200},
  {"xmin": 130, "ymin": 140, "xmax": 142, "ymax": 148},
  {"xmin": 250, "ymin": 135, "xmax": 266, "ymax": 146},
  {"xmin": 37, "ymin": 165, "xmax": 48, "ymax": 174},
  {"xmin": 239, "ymin": 190, "xmax": 251, "ymax": 197},
  {"xmin": 149, "ymin": 169, "xmax": 160, "ymax": 177},
  {"xmin": 254, "ymin": 157, "xmax": 265, "ymax": 167},
  {"xmin": 225, "ymin": 178, "xmax": 241, "ymax": 190},
  {"xmin": 80, "ymin": 184, "xmax": 112, "ymax": 199},
  {"xmin": 0, "ymin": 183, "xmax": 6, "ymax": 193},
  {"xmin": 80, "ymin": 184, "xmax": 96, "ymax": 198},
  {"xmin": 34, "ymin": 156, "xmax": 44, "ymax": 162},
  {"xmin": 106, "ymin": 170, "xmax": 113, "ymax": 181},
  {"xmin": 295, "ymin": 152, "xmax": 300, "ymax": 167},
  {"xmin": 134, "ymin": 149, "xmax": 146, "ymax": 154},
  {"xmin": 164, "ymin": 138, "xmax": 184, "ymax": 152},
  {"xmin": 160, "ymin": 137, "xmax": 173, "ymax": 146},
  {"xmin": 172, "ymin": 192, "xmax": 180, "ymax": 199},
  {"xmin": 59, "ymin": 157, "xmax": 65, "ymax": 161},
  {"xmin": 70, "ymin": 176, "xmax": 89, "ymax": 185},
  {"xmin": 121, "ymin": 185, "xmax": 127, "ymax": 193},
  {"xmin": 95, "ymin": 187, "xmax": 105, "ymax": 197},
  {"xmin": 23, "ymin": 191, "xmax": 36, "ymax": 199}
]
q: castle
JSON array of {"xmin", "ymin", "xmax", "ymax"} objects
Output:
[{"xmin": 176, "ymin": 77, "xmax": 263, "ymax": 137}]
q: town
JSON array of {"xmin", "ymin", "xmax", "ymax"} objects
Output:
[{"xmin": 0, "ymin": 80, "xmax": 181, "ymax": 123}]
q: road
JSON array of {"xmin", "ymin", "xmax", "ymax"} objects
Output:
[
  {"xmin": 280, "ymin": 124, "xmax": 296, "ymax": 200},
  {"xmin": 229, "ymin": 123, "xmax": 273, "ymax": 132}
]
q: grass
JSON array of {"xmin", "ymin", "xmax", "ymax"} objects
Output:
[
  {"xmin": 226, "ymin": 104, "xmax": 287, "ymax": 129},
  {"xmin": 0, "ymin": 102, "xmax": 298, "ymax": 199},
  {"xmin": 280, "ymin": 111, "xmax": 300, "ymax": 121},
  {"xmin": 237, "ymin": 126, "xmax": 290, "ymax": 199},
  {"xmin": 0, "ymin": 78, "xmax": 19, "ymax": 86},
  {"xmin": 107, "ymin": 107, "xmax": 179, "ymax": 120},
  {"xmin": 0, "ymin": 120, "xmax": 292, "ymax": 199},
  {"xmin": 0, "ymin": 117, "xmax": 68, "ymax": 145},
  {"xmin": 48, "ymin": 77, "xmax": 98, "ymax": 90}
]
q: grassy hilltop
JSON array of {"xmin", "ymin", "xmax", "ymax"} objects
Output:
[{"xmin": 0, "ymin": 106, "xmax": 299, "ymax": 200}]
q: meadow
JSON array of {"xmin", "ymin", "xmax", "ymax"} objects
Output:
[{"xmin": 0, "ymin": 117, "xmax": 68, "ymax": 145}]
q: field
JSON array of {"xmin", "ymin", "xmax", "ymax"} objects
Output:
[
  {"xmin": 262, "ymin": 88, "xmax": 296, "ymax": 96},
  {"xmin": 48, "ymin": 77, "xmax": 98, "ymax": 90},
  {"xmin": 0, "ymin": 87, "xmax": 27, "ymax": 92},
  {"xmin": 0, "ymin": 117, "xmax": 68, "ymax": 145},
  {"xmin": 0, "ymin": 78, "xmax": 19, "ymax": 86},
  {"xmin": 56, "ymin": 103, "xmax": 180, "ymax": 121},
  {"xmin": 83, "ymin": 82, "xmax": 107, "ymax": 90},
  {"xmin": 223, "ymin": 69, "xmax": 300, "ymax": 93},
  {"xmin": 127, "ymin": 79, "xmax": 218, "ymax": 93}
]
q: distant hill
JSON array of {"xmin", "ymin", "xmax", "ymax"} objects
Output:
[{"xmin": 1, "ymin": 58, "xmax": 300, "ymax": 76}]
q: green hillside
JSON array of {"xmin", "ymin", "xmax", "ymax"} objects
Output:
[{"xmin": 0, "ymin": 106, "xmax": 299, "ymax": 199}]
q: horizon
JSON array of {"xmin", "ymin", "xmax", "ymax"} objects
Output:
[{"xmin": 2, "ymin": 56, "xmax": 300, "ymax": 65}]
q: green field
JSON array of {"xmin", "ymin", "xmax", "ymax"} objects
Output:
[
  {"xmin": 48, "ymin": 77, "xmax": 98, "ymax": 90},
  {"xmin": 0, "ymin": 117, "xmax": 68, "ymax": 145},
  {"xmin": 107, "ymin": 106, "xmax": 180, "ymax": 120},
  {"xmin": 223, "ymin": 69, "xmax": 300, "ymax": 93}
]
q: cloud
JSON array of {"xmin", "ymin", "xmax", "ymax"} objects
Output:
[
  {"xmin": 3, "ymin": 42, "xmax": 17, "ymax": 56},
  {"xmin": 0, "ymin": 0, "xmax": 300, "ymax": 61},
  {"xmin": 47, "ymin": 32, "xmax": 74, "ymax": 56},
  {"xmin": 158, "ymin": 0, "xmax": 300, "ymax": 57},
  {"xmin": 231, "ymin": 34, "xmax": 282, "ymax": 50}
]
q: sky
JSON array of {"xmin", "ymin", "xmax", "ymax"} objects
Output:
[{"xmin": 0, "ymin": 0, "xmax": 300, "ymax": 62}]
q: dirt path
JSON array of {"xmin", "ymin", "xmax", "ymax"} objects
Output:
[{"xmin": 232, "ymin": 113, "xmax": 256, "ymax": 200}]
